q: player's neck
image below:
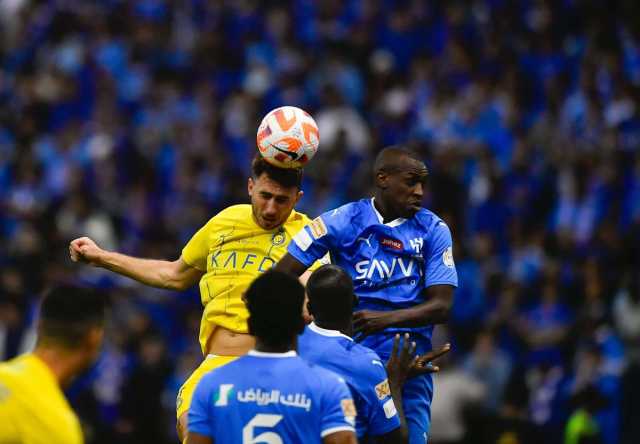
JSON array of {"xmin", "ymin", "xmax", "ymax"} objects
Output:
[
  {"xmin": 254, "ymin": 338, "xmax": 297, "ymax": 354},
  {"xmin": 314, "ymin": 320, "xmax": 353, "ymax": 338},
  {"xmin": 33, "ymin": 346, "xmax": 84, "ymax": 388},
  {"xmin": 372, "ymin": 194, "xmax": 402, "ymax": 223}
]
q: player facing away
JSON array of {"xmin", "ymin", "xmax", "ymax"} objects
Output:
[
  {"xmin": 299, "ymin": 264, "xmax": 451, "ymax": 444},
  {"xmin": 0, "ymin": 285, "xmax": 107, "ymax": 444},
  {"xmin": 69, "ymin": 157, "xmax": 321, "ymax": 441},
  {"xmin": 276, "ymin": 146, "xmax": 459, "ymax": 443},
  {"xmin": 187, "ymin": 270, "xmax": 357, "ymax": 444}
]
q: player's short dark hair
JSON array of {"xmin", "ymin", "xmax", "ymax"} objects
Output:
[
  {"xmin": 251, "ymin": 156, "xmax": 303, "ymax": 189},
  {"xmin": 307, "ymin": 265, "xmax": 356, "ymax": 324},
  {"xmin": 245, "ymin": 270, "xmax": 305, "ymax": 347},
  {"xmin": 373, "ymin": 145, "xmax": 427, "ymax": 175},
  {"xmin": 38, "ymin": 285, "xmax": 107, "ymax": 348}
]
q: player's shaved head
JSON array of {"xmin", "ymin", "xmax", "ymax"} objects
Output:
[
  {"xmin": 307, "ymin": 265, "xmax": 356, "ymax": 325},
  {"xmin": 374, "ymin": 146, "xmax": 428, "ymax": 176},
  {"xmin": 245, "ymin": 270, "xmax": 305, "ymax": 348}
]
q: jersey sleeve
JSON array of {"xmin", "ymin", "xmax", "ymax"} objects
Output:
[
  {"xmin": 288, "ymin": 211, "xmax": 342, "ymax": 268},
  {"xmin": 320, "ymin": 373, "xmax": 357, "ymax": 438},
  {"xmin": 424, "ymin": 221, "xmax": 459, "ymax": 288},
  {"xmin": 361, "ymin": 355, "xmax": 402, "ymax": 436},
  {"xmin": 187, "ymin": 375, "xmax": 214, "ymax": 437},
  {"xmin": 181, "ymin": 217, "xmax": 217, "ymax": 271}
]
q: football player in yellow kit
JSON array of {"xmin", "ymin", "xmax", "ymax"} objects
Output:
[
  {"xmin": 69, "ymin": 157, "xmax": 321, "ymax": 441},
  {"xmin": 0, "ymin": 285, "xmax": 106, "ymax": 444}
]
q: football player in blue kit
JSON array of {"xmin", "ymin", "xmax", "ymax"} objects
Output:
[
  {"xmin": 299, "ymin": 264, "xmax": 451, "ymax": 443},
  {"xmin": 187, "ymin": 270, "xmax": 357, "ymax": 444},
  {"xmin": 277, "ymin": 146, "xmax": 459, "ymax": 443}
]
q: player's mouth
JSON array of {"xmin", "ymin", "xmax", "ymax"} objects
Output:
[
  {"xmin": 407, "ymin": 201, "xmax": 422, "ymax": 211},
  {"xmin": 261, "ymin": 216, "xmax": 278, "ymax": 228}
]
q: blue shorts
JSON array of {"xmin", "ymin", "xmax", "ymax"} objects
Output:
[
  {"xmin": 403, "ymin": 372, "xmax": 434, "ymax": 444},
  {"xmin": 361, "ymin": 333, "xmax": 435, "ymax": 444}
]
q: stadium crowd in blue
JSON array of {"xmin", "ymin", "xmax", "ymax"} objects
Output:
[{"xmin": 1, "ymin": 1, "xmax": 639, "ymax": 443}]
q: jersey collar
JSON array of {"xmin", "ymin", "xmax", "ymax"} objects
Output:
[
  {"xmin": 247, "ymin": 350, "xmax": 297, "ymax": 358},
  {"xmin": 309, "ymin": 322, "xmax": 354, "ymax": 342},
  {"xmin": 370, "ymin": 198, "xmax": 407, "ymax": 227}
]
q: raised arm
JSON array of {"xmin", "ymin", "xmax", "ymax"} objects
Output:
[{"xmin": 69, "ymin": 237, "xmax": 204, "ymax": 291}]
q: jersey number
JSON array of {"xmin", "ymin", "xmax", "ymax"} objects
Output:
[{"xmin": 243, "ymin": 414, "xmax": 283, "ymax": 444}]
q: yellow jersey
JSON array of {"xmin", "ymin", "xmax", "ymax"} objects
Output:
[
  {"xmin": 0, "ymin": 354, "xmax": 83, "ymax": 444},
  {"xmin": 182, "ymin": 204, "xmax": 318, "ymax": 354}
]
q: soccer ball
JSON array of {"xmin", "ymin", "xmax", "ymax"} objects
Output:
[{"xmin": 256, "ymin": 106, "xmax": 320, "ymax": 168}]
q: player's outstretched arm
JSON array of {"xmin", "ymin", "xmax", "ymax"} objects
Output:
[
  {"xmin": 185, "ymin": 432, "xmax": 212, "ymax": 444},
  {"xmin": 354, "ymin": 285, "xmax": 454, "ymax": 337},
  {"xmin": 274, "ymin": 252, "xmax": 309, "ymax": 277},
  {"xmin": 323, "ymin": 431, "xmax": 358, "ymax": 444},
  {"xmin": 69, "ymin": 237, "xmax": 204, "ymax": 291}
]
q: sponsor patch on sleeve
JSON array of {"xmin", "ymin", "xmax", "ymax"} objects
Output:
[
  {"xmin": 341, "ymin": 398, "xmax": 357, "ymax": 424},
  {"xmin": 383, "ymin": 398, "xmax": 397, "ymax": 419},
  {"xmin": 309, "ymin": 217, "xmax": 328, "ymax": 239},
  {"xmin": 375, "ymin": 379, "xmax": 391, "ymax": 400},
  {"xmin": 442, "ymin": 246, "xmax": 455, "ymax": 268}
]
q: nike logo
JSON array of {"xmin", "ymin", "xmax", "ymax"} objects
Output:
[{"xmin": 271, "ymin": 144, "xmax": 300, "ymax": 160}]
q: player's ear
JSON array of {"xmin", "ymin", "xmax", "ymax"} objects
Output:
[
  {"xmin": 83, "ymin": 326, "xmax": 104, "ymax": 362},
  {"xmin": 248, "ymin": 177, "xmax": 254, "ymax": 196},
  {"xmin": 306, "ymin": 300, "xmax": 313, "ymax": 316},
  {"xmin": 375, "ymin": 171, "xmax": 389, "ymax": 189},
  {"xmin": 294, "ymin": 189, "xmax": 303, "ymax": 205}
]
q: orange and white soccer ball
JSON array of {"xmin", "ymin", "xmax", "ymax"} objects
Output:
[{"xmin": 256, "ymin": 106, "xmax": 319, "ymax": 168}]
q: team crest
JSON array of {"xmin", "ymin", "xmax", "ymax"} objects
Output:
[
  {"xmin": 271, "ymin": 230, "xmax": 286, "ymax": 246},
  {"xmin": 341, "ymin": 398, "xmax": 357, "ymax": 422}
]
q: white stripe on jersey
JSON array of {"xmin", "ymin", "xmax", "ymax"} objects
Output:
[{"xmin": 293, "ymin": 228, "xmax": 313, "ymax": 251}]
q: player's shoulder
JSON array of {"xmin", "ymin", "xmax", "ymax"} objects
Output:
[
  {"xmin": 286, "ymin": 208, "xmax": 314, "ymax": 228},
  {"xmin": 320, "ymin": 199, "xmax": 371, "ymax": 228},
  {"xmin": 346, "ymin": 343, "xmax": 387, "ymax": 380},
  {"xmin": 215, "ymin": 204, "xmax": 253, "ymax": 219},
  {"xmin": 305, "ymin": 360, "xmax": 349, "ymax": 388},
  {"xmin": 413, "ymin": 208, "xmax": 451, "ymax": 233}
]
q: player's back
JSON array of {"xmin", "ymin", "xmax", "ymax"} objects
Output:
[
  {"xmin": 298, "ymin": 323, "xmax": 400, "ymax": 440},
  {"xmin": 188, "ymin": 351, "xmax": 356, "ymax": 444},
  {"xmin": 0, "ymin": 354, "xmax": 83, "ymax": 444}
]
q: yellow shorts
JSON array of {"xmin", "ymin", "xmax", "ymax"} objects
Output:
[{"xmin": 176, "ymin": 354, "xmax": 239, "ymax": 419}]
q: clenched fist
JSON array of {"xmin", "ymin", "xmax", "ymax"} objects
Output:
[{"xmin": 69, "ymin": 237, "xmax": 106, "ymax": 266}]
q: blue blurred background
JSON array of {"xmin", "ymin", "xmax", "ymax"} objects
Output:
[{"xmin": 1, "ymin": 1, "xmax": 639, "ymax": 443}]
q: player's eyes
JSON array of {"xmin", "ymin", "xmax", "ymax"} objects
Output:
[{"xmin": 275, "ymin": 197, "xmax": 289, "ymax": 204}]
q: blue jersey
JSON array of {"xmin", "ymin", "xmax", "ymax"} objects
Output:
[
  {"xmin": 188, "ymin": 351, "xmax": 356, "ymax": 443},
  {"xmin": 299, "ymin": 323, "xmax": 401, "ymax": 439},
  {"xmin": 289, "ymin": 198, "xmax": 458, "ymax": 357}
]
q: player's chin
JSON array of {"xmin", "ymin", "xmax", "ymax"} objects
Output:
[
  {"xmin": 403, "ymin": 204, "xmax": 422, "ymax": 217},
  {"xmin": 261, "ymin": 218, "xmax": 280, "ymax": 230}
]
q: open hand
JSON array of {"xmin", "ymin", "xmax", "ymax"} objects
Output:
[{"xmin": 386, "ymin": 333, "xmax": 417, "ymax": 389}]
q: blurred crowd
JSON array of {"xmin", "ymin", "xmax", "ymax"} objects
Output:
[{"xmin": 1, "ymin": 1, "xmax": 640, "ymax": 443}]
